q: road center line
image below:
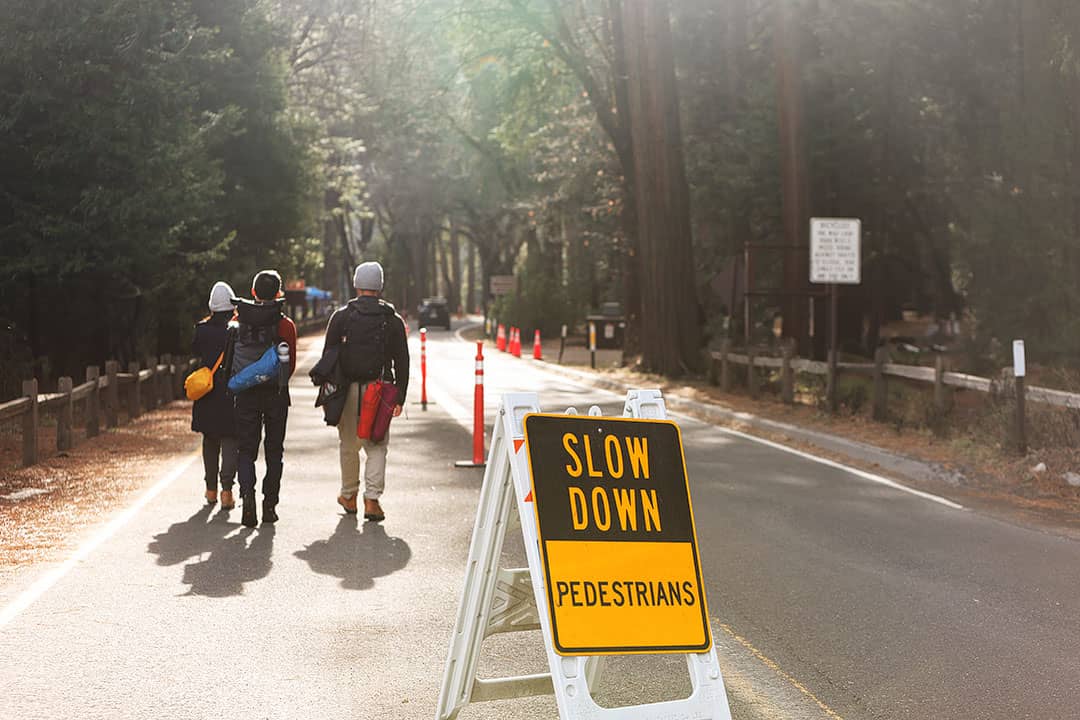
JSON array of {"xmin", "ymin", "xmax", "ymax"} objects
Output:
[
  {"xmin": 0, "ymin": 452, "xmax": 199, "ymax": 630},
  {"xmin": 719, "ymin": 623, "xmax": 847, "ymax": 720}
]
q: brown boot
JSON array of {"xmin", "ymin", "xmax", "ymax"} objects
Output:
[
  {"xmin": 337, "ymin": 495, "xmax": 358, "ymax": 514},
  {"xmin": 363, "ymin": 498, "xmax": 384, "ymax": 522},
  {"xmin": 220, "ymin": 490, "xmax": 235, "ymax": 510},
  {"xmin": 204, "ymin": 489, "xmax": 218, "ymax": 505}
]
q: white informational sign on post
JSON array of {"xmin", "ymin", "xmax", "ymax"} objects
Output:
[
  {"xmin": 489, "ymin": 275, "xmax": 517, "ymax": 296},
  {"xmin": 810, "ymin": 218, "xmax": 862, "ymax": 284}
]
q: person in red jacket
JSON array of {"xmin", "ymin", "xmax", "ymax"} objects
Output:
[{"xmin": 232, "ymin": 269, "xmax": 297, "ymax": 527}]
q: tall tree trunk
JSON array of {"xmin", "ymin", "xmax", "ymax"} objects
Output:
[
  {"xmin": 606, "ymin": 0, "xmax": 642, "ymax": 360},
  {"xmin": 437, "ymin": 222, "xmax": 459, "ymax": 313},
  {"xmin": 620, "ymin": 0, "xmax": 702, "ymax": 375},
  {"xmin": 450, "ymin": 223, "xmax": 462, "ymax": 314},
  {"xmin": 774, "ymin": 0, "xmax": 811, "ymax": 353},
  {"xmin": 466, "ymin": 239, "xmax": 476, "ymax": 314}
]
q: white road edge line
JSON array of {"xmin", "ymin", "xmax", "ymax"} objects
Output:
[
  {"xmin": 0, "ymin": 340, "xmax": 333, "ymax": 630},
  {"xmin": 715, "ymin": 426, "xmax": 964, "ymax": 510},
  {"xmin": 0, "ymin": 452, "xmax": 199, "ymax": 630},
  {"xmin": 425, "ymin": 382, "xmax": 474, "ymax": 435},
  {"xmin": 447, "ymin": 322, "xmax": 963, "ymax": 511}
]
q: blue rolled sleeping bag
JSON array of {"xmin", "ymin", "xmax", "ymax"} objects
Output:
[{"xmin": 228, "ymin": 345, "xmax": 281, "ymax": 393}]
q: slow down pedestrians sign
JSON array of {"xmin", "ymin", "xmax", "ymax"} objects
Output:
[
  {"xmin": 523, "ymin": 415, "xmax": 710, "ymax": 655},
  {"xmin": 436, "ymin": 390, "xmax": 732, "ymax": 720}
]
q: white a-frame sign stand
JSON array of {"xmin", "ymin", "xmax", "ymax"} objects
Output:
[{"xmin": 436, "ymin": 389, "xmax": 733, "ymax": 720}]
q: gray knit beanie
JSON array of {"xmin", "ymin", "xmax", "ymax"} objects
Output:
[
  {"xmin": 353, "ymin": 261, "xmax": 384, "ymax": 291},
  {"xmin": 208, "ymin": 281, "xmax": 235, "ymax": 313}
]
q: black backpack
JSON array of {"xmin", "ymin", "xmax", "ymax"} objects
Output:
[
  {"xmin": 230, "ymin": 298, "xmax": 283, "ymax": 384},
  {"xmin": 339, "ymin": 299, "xmax": 393, "ymax": 382}
]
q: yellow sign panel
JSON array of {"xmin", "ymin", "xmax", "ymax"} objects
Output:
[{"xmin": 523, "ymin": 414, "xmax": 711, "ymax": 656}]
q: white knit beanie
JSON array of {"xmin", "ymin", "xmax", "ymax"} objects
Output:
[
  {"xmin": 353, "ymin": 261, "xmax": 384, "ymax": 291},
  {"xmin": 208, "ymin": 281, "xmax": 235, "ymax": 313}
]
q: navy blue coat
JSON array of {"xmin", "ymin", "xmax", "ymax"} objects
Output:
[{"xmin": 190, "ymin": 312, "xmax": 236, "ymax": 437}]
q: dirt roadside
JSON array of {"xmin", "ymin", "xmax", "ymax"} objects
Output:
[{"xmin": 0, "ymin": 334, "xmax": 326, "ymax": 579}]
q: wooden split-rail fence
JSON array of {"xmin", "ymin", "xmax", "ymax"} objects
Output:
[
  {"xmin": 1, "ymin": 302, "xmax": 333, "ymax": 471},
  {"xmin": 709, "ymin": 339, "xmax": 1080, "ymax": 452},
  {"xmin": 0, "ymin": 356, "xmax": 201, "ymax": 469}
]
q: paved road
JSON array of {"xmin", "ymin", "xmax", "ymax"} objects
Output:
[
  {"xmin": 1, "ymin": 322, "xmax": 1078, "ymax": 719},
  {"xmin": 421, "ymin": 325, "xmax": 1080, "ymax": 720}
]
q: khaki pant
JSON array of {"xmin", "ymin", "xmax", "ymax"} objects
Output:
[{"xmin": 338, "ymin": 382, "xmax": 389, "ymax": 500}]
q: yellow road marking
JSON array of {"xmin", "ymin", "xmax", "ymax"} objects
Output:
[{"xmin": 718, "ymin": 623, "xmax": 846, "ymax": 720}]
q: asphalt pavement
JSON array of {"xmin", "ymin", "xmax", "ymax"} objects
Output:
[{"xmin": 1, "ymin": 322, "xmax": 1079, "ymax": 719}]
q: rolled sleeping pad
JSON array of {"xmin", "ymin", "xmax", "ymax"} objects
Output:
[{"xmin": 370, "ymin": 382, "xmax": 400, "ymax": 443}]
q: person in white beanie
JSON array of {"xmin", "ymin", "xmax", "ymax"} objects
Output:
[
  {"xmin": 191, "ymin": 281, "xmax": 238, "ymax": 508},
  {"xmin": 317, "ymin": 261, "xmax": 409, "ymax": 522}
]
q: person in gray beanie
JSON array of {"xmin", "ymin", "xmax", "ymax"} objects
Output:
[
  {"xmin": 316, "ymin": 261, "xmax": 409, "ymax": 522},
  {"xmin": 191, "ymin": 281, "xmax": 238, "ymax": 508}
]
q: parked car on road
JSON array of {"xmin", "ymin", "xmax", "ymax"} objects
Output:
[{"xmin": 418, "ymin": 297, "xmax": 452, "ymax": 330}]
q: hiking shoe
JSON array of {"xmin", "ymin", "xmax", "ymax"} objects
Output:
[
  {"xmin": 220, "ymin": 490, "xmax": 235, "ymax": 510},
  {"xmin": 337, "ymin": 495, "xmax": 358, "ymax": 514},
  {"xmin": 241, "ymin": 495, "xmax": 257, "ymax": 528},
  {"xmin": 204, "ymin": 490, "xmax": 218, "ymax": 505},
  {"xmin": 262, "ymin": 505, "xmax": 278, "ymax": 524},
  {"xmin": 363, "ymin": 498, "xmax": 385, "ymax": 522}
]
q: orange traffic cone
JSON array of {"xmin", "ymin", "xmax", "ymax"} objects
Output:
[
  {"xmin": 511, "ymin": 327, "xmax": 521, "ymax": 357},
  {"xmin": 496, "ymin": 324, "xmax": 506, "ymax": 352},
  {"xmin": 533, "ymin": 329, "xmax": 542, "ymax": 360}
]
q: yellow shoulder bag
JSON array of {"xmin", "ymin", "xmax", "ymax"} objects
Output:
[{"xmin": 184, "ymin": 352, "xmax": 225, "ymax": 401}]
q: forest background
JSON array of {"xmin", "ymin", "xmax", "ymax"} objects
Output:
[{"xmin": 3, "ymin": 0, "xmax": 1079, "ymax": 400}]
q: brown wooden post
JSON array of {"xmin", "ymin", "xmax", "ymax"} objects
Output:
[
  {"xmin": 705, "ymin": 349, "xmax": 719, "ymax": 386},
  {"xmin": 105, "ymin": 361, "xmax": 119, "ymax": 428},
  {"xmin": 934, "ymin": 353, "xmax": 948, "ymax": 414},
  {"xmin": 147, "ymin": 356, "xmax": 159, "ymax": 410},
  {"xmin": 22, "ymin": 379, "xmax": 39, "ymax": 467},
  {"xmin": 872, "ymin": 346, "xmax": 888, "ymax": 422},
  {"xmin": 86, "ymin": 366, "xmax": 101, "ymax": 438},
  {"xmin": 1012, "ymin": 340, "xmax": 1028, "ymax": 454},
  {"xmin": 57, "ymin": 376, "xmax": 74, "ymax": 451},
  {"xmin": 748, "ymin": 347, "xmax": 759, "ymax": 399},
  {"xmin": 827, "ymin": 284, "xmax": 839, "ymax": 414},
  {"xmin": 1015, "ymin": 375, "xmax": 1027, "ymax": 454},
  {"xmin": 720, "ymin": 338, "xmax": 731, "ymax": 393},
  {"xmin": 175, "ymin": 358, "xmax": 187, "ymax": 400},
  {"xmin": 781, "ymin": 340, "xmax": 795, "ymax": 404},
  {"xmin": 826, "ymin": 349, "xmax": 837, "ymax": 414},
  {"xmin": 128, "ymin": 361, "xmax": 142, "ymax": 419},
  {"xmin": 160, "ymin": 354, "xmax": 173, "ymax": 402}
]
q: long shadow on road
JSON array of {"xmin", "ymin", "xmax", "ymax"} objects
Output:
[
  {"xmin": 147, "ymin": 506, "xmax": 275, "ymax": 597},
  {"xmin": 294, "ymin": 514, "xmax": 411, "ymax": 590}
]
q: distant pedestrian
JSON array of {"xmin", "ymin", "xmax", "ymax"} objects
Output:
[
  {"xmin": 191, "ymin": 282, "xmax": 238, "ymax": 508},
  {"xmin": 228, "ymin": 270, "xmax": 297, "ymax": 528},
  {"xmin": 320, "ymin": 261, "xmax": 409, "ymax": 522}
]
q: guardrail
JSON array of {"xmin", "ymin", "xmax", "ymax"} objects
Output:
[{"xmin": 708, "ymin": 340, "xmax": 1080, "ymax": 449}]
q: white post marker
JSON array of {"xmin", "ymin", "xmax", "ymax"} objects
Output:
[
  {"xmin": 1012, "ymin": 340, "xmax": 1026, "ymax": 378},
  {"xmin": 435, "ymin": 390, "xmax": 732, "ymax": 720}
]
